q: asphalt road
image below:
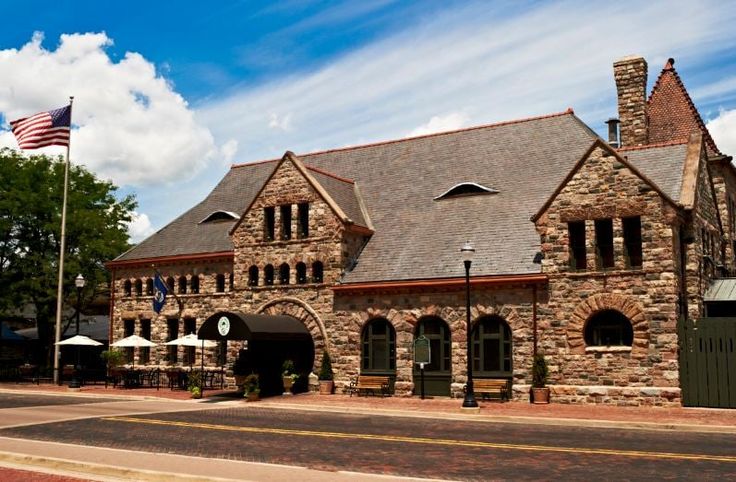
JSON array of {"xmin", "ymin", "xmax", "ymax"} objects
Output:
[{"xmin": 1, "ymin": 396, "xmax": 735, "ymax": 481}]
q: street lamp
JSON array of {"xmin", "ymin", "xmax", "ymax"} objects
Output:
[
  {"xmin": 461, "ymin": 241, "xmax": 478, "ymax": 409},
  {"xmin": 69, "ymin": 274, "xmax": 85, "ymax": 389}
]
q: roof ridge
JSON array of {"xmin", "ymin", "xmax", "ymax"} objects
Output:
[
  {"xmin": 305, "ymin": 165, "xmax": 355, "ymax": 184},
  {"xmin": 647, "ymin": 58, "xmax": 721, "ymax": 154},
  {"xmin": 228, "ymin": 109, "xmax": 576, "ymax": 170},
  {"xmin": 616, "ymin": 140, "xmax": 689, "ymax": 151},
  {"xmin": 300, "ymin": 108, "xmax": 576, "ymax": 158}
]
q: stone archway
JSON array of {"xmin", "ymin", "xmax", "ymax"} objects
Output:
[
  {"xmin": 568, "ymin": 293, "xmax": 648, "ymax": 354},
  {"xmin": 255, "ymin": 297, "xmax": 328, "ymax": 371}
]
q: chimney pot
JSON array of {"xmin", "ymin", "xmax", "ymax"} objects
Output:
[{"xmin": 605, "ymin": 118, "xmax": 620, "ymax": 147}]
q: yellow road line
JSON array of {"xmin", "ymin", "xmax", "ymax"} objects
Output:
[{"xmin": 103, "ymin": 416, "xmax": 736, "ymax": 463}]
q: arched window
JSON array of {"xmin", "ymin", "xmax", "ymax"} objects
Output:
[
  {"xmin": 248, "ymin": 266, "xmax": 259, "ymax": 286},
  {"xmin": 264, "ymin": 265, "xmax": 274, "ymax": 286},
  {"xmin": 145, "ymin": 278, "xmax": 153, "ymax": 296},
  {"xmin": 471, "ymin": 316, "xmax": 512, "ymax": 376},
  {"xmin": 361, "ymin": 318, "xmax": 396, "ymax": 373},
  {"xmin": 584, "ymin": 310, "xmax": 633, "ymax": 346},
  {"xmin": 134, "ymin": 279, "xmax": 143, "ymax": 296},
  {"xmin": 123, "ymin": 280, "xmax": 132, "ymax": 297},
  {"xmin": 296, "ymin": 262, "xmax": 307, "ymax": 284},
  {"xmin": 416, "ymin": 317, "xmax": 451, "ymax": 373},
  {"xmin": 312, "ymin": 261, "xmax": 323, "ymax": 283},
  {"xmin": 215, "ymin": 274, "xmax": 225, "ymax": 293},
  {"xmin": 178, "ymin": 277, "xmax": 187, "ymax": 294},
  {"xmin": 166, "ymin": 277, "xmax": 175, "ymax": 291},
  {"xmin": 191, "ymin": 275, "xmax": 200, "ymax": 294},
  {"xmin": 279, "ymin": 263, "xmax": 290, "ymax": 285}
]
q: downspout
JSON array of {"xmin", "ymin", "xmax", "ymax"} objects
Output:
[
  {"xmin": 109, "ymin": 267, "xmax": 116, "ymax": 344},
  {"xmin": 532, "ymin": 285, "xmax": 538, "ymax": 356}
]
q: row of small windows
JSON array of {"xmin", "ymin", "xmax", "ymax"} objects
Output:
[
  {"xmin": 361, "ymin": 311, "xmax": 634, "ymax": 374},
  {"xmin": 247, "ymin": 261, "xmax": 324, "ymax": 286},
  {"xmin": 122, "ymin": 274, "xmax": 233, "ymax": 298},
  {"xmin": 568, "ymin": 216, "xmax": 642, "ymax": 271},
  {"xmin": 264, "ymin": 203, "xmax": 310, "ymax": 241}
]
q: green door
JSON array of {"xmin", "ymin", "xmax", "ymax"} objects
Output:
[{"xmin": 413, "ymin": 317, "xmax": 451, "ymax": 396}]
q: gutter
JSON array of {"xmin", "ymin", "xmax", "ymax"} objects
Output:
[{"xmin": 332, "ymin": 273, "xmax": 547, "ymax": 294}]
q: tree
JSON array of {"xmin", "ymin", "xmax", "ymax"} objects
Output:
[{"xmin": 0, "ymin": 148, "xmax": 136, "ymax": 364}]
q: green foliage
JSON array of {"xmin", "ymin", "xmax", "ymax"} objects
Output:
[
  {"xmin": 318, "ymin": 351, "xmax": 334, "ymax": 381},
  {"xmin": 244, "ymin": 373, "xmax": 259, "ymax": 395},
  {"xmin": 101, "ymin": 349, "xmax": 125, "ymax": 368},
  {"xmin": 190, "ymin": 387, "xmax": 202, "ymax": 399},
  {"xmin": 0, "ymin": 149, "xmax": 135, "ymax": 362},
  {"xmin": 187, "ymin": 370, "xmax": 203, "ymax": 391},
  {"xmin": 532, "ymin": 354, "xmax": 549, "ymax": 388},
  {"xmin": 281, "ymin": 359, "xmax": 295, "ymax": 376}
]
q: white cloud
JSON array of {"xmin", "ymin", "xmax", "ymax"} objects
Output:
[
  {"xmin": 268, "ymin": 112, "xmax": 293, "ymax": 131},
  {"xmin": 708, "ymin": 108, "xmax": 736, "ymax": 156},
  {"xmin": 219, "ymin": 138, "xmax": 239, "ymax": 164},
  {"xmin": 407, "ymin": 112, "xmax": 470, "ymax": 137},
  {"xmin": 0, "ymin": 32, "xmax": 221, "ymax": 186},
  {"xmin": 127, "ymin": 211, "xmax": 156, "ymax": 243},
  {"xmin": 198, "ymin": 0, "xmax": 736, "ymax": 164}
]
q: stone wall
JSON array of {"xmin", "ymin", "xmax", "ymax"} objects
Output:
[{"xmin": 536, "ymin": 146, "xmax": 682, "ymax": 406}]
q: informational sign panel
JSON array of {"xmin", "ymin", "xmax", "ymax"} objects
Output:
[{"xmin": 414, "ymin": 335, "xmax": 431, "ymax": 365}]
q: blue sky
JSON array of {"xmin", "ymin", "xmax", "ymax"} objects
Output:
[{"xmin": 2, "ymin": 0, "xmax": 736, "ymax": 243}]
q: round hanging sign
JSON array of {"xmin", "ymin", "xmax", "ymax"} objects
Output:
[{"xmin": 217, "ymin": 316, "xmax": 230, "ymax": 336}]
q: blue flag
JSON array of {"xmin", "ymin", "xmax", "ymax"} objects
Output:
[{"xmin": 153, "ymin": 275, "xmax": 168, "ymax": 314}]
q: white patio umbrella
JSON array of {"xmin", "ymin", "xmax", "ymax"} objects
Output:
[
  {"xmin": 110, "ymin": 334, "xmax": 157, "ymax": 368},
  {"xmin": 55, "ymin": 335, "xmax": 103, "ymax": 346},
  {"xmin": 166, "ymin": 334, "xmax": 218, "ymax": 394}
]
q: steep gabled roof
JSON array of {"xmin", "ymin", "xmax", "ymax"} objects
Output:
[
  {"xmin": 621, "ymin": 141, "xmax": 690, "ymax": 203},
  {"xmin": 305, "ymin": 166, "xmax": 372, "ymax": 230},
  {"xmin": 647, "ymin": 58, "xmax": 721, "ymax": 155}
]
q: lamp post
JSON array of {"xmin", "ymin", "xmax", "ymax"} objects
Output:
[
  {"xmin": 69, "ymin": 274, "xmax": 85, "ymax": 389},
  {"xmin": 461, "ymin": 241, "xmax": 478, "ymax": 409}
]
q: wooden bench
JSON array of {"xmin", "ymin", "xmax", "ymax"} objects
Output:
[
  {"xmin": 347, "ymin": 375, "xmax": 391, "ymax": 397},
  {"xmin": 470, "ymin": 378, "xmax": 510, "ymax": 401}
]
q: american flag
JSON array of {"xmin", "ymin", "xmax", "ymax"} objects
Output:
[{"xmin": 10, "ymin": 105, "xmax": 71, "ymax": 150}]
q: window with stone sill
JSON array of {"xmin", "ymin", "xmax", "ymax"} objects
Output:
[
  {"xmin": 248, "ymin": 266, "xmax": 259, "ymax": 286},
  {"xmin": 123, "ymin": 280, "xmax": 132, "ymax": 297},
  {"xmin": 166, "ymin": 277, "xmax": 175, "ymax": 292},
  {"xmin": 281, "ymin": 204, "xmax": 292, "ymax": 240},
  {"xmin": 623, "ymin": 216, "xmax": 643, "ymax": 268},
  {"xmin": 296, "ymin": 262, "xmax": 307, "ymax": 284},
  {"xmin": 178, "ymin": 276, "xmax": 187, "ymax": 294},
  {"xmin": 264, "ymin": 207, "xmax": 275, "ymax": 241},
  {"xmin": 584, "ymin": 309, "xmax": 633, "ymax": 347},
  {"xmin": 264, "ymin": 265, "xmax": 274, "ymax": 286},
  {"xmin": 362, "ymin": 318, "xmax": 396, "ymax": 372},
  {"xmin": 191, "ymin": 275, "xmax": 200, "ymax": 294},
  {"xmin": 297, "ymin": 203, "xmax": 309, "ymax": 238},
  {"xmin": 595, "ymin": 219, "xmax": 614, "ymax": 270},
  {"xmin": 568, "ymin": 221, "xmax": 587, "ymax": 270},
  {"xmin": 145, "ymin": 278, "xmax": 153, "ymax": 296},
  {"xmin": 312, "ymin": 261, "xmax": 324, "ymax": 283},
  {"xmin": 215, "ymin": 274, "xmax": 226, "ymax": 293},
  {"xmin": 229, "ymin": 273, "xmax": 234, "ymax": 291},
  {"xmin": 279, "ymin": 263, "xmax": 290, "ymax": 285},
  {"xmin": 134, "ymin": 279, "xmax": 143, "ymax": 297}
]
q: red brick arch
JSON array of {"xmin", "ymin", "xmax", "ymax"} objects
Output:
[{"xmin": 568, "ymin": 293, "xmax": 648, "ymax": 354}]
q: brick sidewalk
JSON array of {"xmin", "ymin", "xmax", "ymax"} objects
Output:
[{"xmin": 2, "ymin": 383, "xmax": 734, "ymax": 429}]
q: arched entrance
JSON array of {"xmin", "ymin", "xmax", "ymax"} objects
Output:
[
  {"xmin": 199, "ymin": 311, "xmax": 314, "ymax": 396},
  {"xmin": 472, "ymin": 316, "xmax": 512, "ymax": 380},
  {"xmin": 413, "ymin": 316, "xmax": 452, "ymax": 396}
]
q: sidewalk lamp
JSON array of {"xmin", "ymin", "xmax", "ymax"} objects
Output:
[
  {"xmin": 69, "ymin": 274, "xmax": 85, "ymax": 389},
  {"xmin": 461, "ymin": 241, "xmax": 478, "ymax": 409}
]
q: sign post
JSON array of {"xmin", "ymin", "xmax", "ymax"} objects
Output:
[{"xmin": 414, "ymin": 336, "xmax": 431, "ymax": 400}]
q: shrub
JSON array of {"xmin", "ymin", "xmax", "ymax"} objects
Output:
[
  {"xmin": 532, "ymin": 354, "xmax": 549, "ymax": 388},
  {"xmin": 318, "ymin": 352, "xmax": 334, "ymax": 381}
]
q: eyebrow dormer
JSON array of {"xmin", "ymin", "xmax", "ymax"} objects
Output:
[
  {"xmin": 434, "ymin": 182, "xmax": 499, "ymax": 200},
  {"xmin": 199, "ymin": 210, "xmax": 239, "ymax": 224}
]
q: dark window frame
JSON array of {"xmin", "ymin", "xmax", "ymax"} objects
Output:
[
  {"xmin": 623, "ymin": 216, "xmax": 643, "ymax": 268},
  {"xmin": 178, "ymin": 277, "xmax": 187, "ymax": 294},
  {"xmin": 584, "ymin": 310, "xmax": 634, "ymax": 347},
  {"xmin": 123, "ymin": 280, "xmax": 132, "ymax": 297},
  {"xmin": 312, "ymin": 261, "xmax": 324, "ymax": 283},
  {"xmin": 279, "ymin": 263, "xmax": 290, "ymax": 285},
  {"xmin": 297, "ymin": 203, "xmax": 309, "ymax": 239},
  {"xmin": 471, "ymin": 316, "xmax": 513, "ymax": 377},
  {"xmin": 361, "ymin": 318, "xmax": 396, "ymax": 373},
  {"xmin": 134, "ymin": 279, "xmax": 143, "ymax": 296},
  {"xmin": 183, "ymin": 317, "xmax": 196, "ymax": 365},
  {"xmin": 140, "ymin": 319, "xmax": 151, "ymax": 364},
  {"xmin": 191, "ymin": 276, "xmax": 200, "ymax": 294},
  {"xmin": 248, "ymin": 266, "xmax": 259, "ymax": 287},
  {"xmin": 145, "ymin": 278, "xmax": 153, "ymax": 296},
  {"xmin": 415, "ymin": 317, "xmax": 451, "ymax": 373},
  {"xmin": 281, "ymin": 204, "xmax": 292, "ymax": 240},
  {"xmin": 264, "ymin": 265, "xmax": 274, "ymax": 286},
  {"xmin": 264, "ymin": 207, "xmax": 275, "ymax": 241},
  {"xmin": 568, "ymin": 221, "xmax": 587, "ymax": 270},
  {"xmin": 123, "ymin": 319, "xmax": 135, "ymax": 363},
  {"xmin": 167, "ymin": 319, "xmax": 179, "ymax": 364},
  {"xmin": 296, "ymin": 262, "xmax": 307, "ymax": 284},
  {"xmin": 215, "ymin": 274, "xmax": 226, "ymax": 293}
]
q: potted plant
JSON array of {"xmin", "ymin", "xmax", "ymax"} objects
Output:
[
  {"xmin": 282, "ymin": 359, "xmax": 297, "ymax": 395},
  {"xmin": 188, "ymin": 371, "xmax": 203, "ymax": 399},
  {"xmin": 233, "ymin": 355, "xmax": 248, "ymax": 391},
  {"xmin": 101, "ymin": 349, "xmax": 125, "ymax": 372},
  {"xmin": 318, "ymin": 351, "xmax": 334, "ymax": 395},
  {"xmin": 244, "ymin": 373, "xmax": 260, "ymax": 402},
  {"xmin": 531, "ymin": 353, "xmax": 550, "ymax": 404}
]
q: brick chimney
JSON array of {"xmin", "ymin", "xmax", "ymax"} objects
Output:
[{"xmin": 613, "ymin": 55, "xmax": 648, "ymax": 147}]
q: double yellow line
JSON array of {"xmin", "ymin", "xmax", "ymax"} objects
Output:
[{"xmin": 104, "ymin": 416, "xmax": 736, "ymax": 463}]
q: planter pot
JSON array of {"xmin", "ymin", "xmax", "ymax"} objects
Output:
[
  {"xmin": 282, "ymin": 376, "xmax": 295, "ymax": 395},
  {"xmin": 246, "ymin": 391, "xmax": 260, "ymax": 402},
  {"xmin": 532, "ymin": 387, "xmax": 551, "ymax": 404},
  {"xmin": 319, "ymin": 380, "xmax": 334, "ymax": 395}
]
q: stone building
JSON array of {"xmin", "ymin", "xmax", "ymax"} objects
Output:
[{"xmin": 107, "ymin": 56, "xmax": 736, "ymax": 406}]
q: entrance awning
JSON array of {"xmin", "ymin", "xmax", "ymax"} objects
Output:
[
  {"xmin": 705, "ymin": 278, "xmax": 736, "ymax": 301},
  {"xmin": 199, "ymin": 311, "xmax": 311, "ymax": 342}
]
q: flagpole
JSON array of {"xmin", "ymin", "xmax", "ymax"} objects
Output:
[{"xmin": 53, "ymin": 96, "xmax": 74, "ymax": 384}]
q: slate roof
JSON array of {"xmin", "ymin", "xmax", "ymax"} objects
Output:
[
  {"xmin": 622, "ymin": 142, "xmax": 689, "ymax": 202},
  {"xmin": 116, "ymin": 111, "xmax": 604, "ymax": 282},
  {"xmin": 305, "ymin": 167, "xmax": 370, "ymax": 229}
]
